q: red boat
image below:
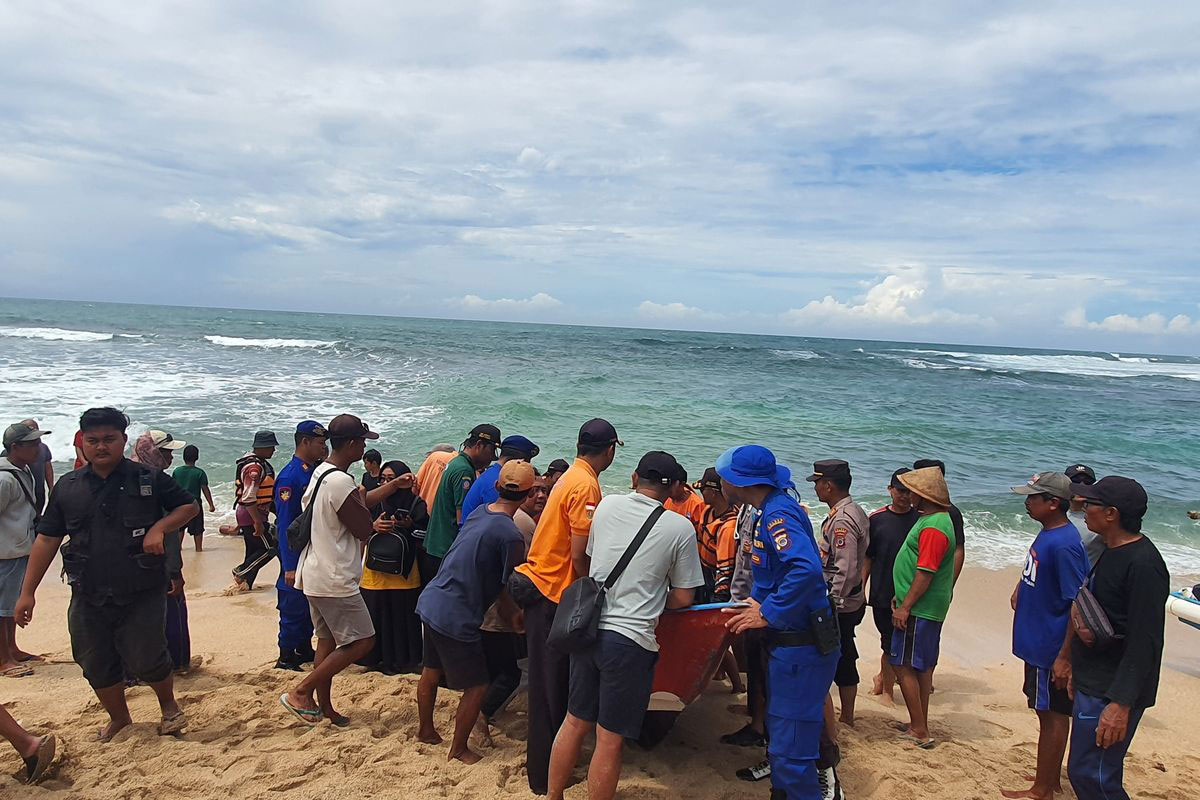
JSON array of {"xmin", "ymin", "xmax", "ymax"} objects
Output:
[{"xmin": 639, "ymin": 601, "xmax": 741, "ymax": 747}]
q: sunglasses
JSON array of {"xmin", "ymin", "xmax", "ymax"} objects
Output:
[{"xmin": 1082, "ymin": 499, "xmax": 1110, "ymax": 509}]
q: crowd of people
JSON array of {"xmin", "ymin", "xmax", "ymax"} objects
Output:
[{"xmin": 0, "ymin": 408, "xmax": 1178, "ymax": 799}]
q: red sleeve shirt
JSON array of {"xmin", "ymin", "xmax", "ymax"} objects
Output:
[{"xmin": 915, "ymin": 527, "xmax": 950, "ymax": 572}]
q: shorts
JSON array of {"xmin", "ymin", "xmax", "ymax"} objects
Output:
[
  {"xmin": 872, "ymin": 604, "xmax": 893, "ymax": 653},
  {"xmin": 68, "ymin": 589, "xmax": 172, "ymax": 689},
  {"xmin": 1024, "ymin": 663, "xmax": 1072, "ymax": 715},
  {"xmin": 834, "ymin": 606, "xmax": 865, "ymax": 687},
  {"xmin": 568, "ymin": 629, "xmax": 659, "ymax": 740},
  {"xmin": 422, "ymin": 624, "xmax": 490, "ymax": 690},
  {"xmin": 888, "ymin": 617, "xmax": 942, "ymax": 673},
  {"xmin": 0, "ymin": 556, "xmax": 29, "ymax": 617},
  {"xmin": 186, "ymin": 508, "xmax": 204, "ymax": 535},
  {"xmin": 308, "ymin": 593, "xmax": 375, "ymax": 648}
]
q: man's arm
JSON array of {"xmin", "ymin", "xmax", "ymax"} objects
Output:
[
  {"xmin": 362, "ymin": 473, "xmax": 414, "ymax": 510},
  {"xmin": 144, "ymin": 501, "xmax": 199, "ymax": 555},
  {"xmin": 953, "ymin": 544, "xmax": 965, "ymax": 585},
  {"xmin": 570, "ymin": 534, "xmax": 590, "ymax": 580},
  {"xmin": 758, "ymin": 512, "xmax": 821, "ymax": 629},
  {"xmin": 666, "ymin": 586, "xmax": 696, "ymax": 609},
  {"xmin": 44, "ymin": 461, "xmax": 54, "ymax": 493},
  {"xmin": 893, "ymin": 570, "xmax": 934, "ymax": 631},
  {"xmin": 336, "ymin": 489, "xmax": 375, "ymax": 542},
  {"xmin": 202, "ymin": 484, "xmax": 215, "ymax": 512},
  {"xmin": 14, "ymin": 535, "xmax": 65, "ymax": 626}
]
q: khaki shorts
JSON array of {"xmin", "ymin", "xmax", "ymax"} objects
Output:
[{"xmin": 308, "ymin": 593, "xmax": 375, "ymax": 648}]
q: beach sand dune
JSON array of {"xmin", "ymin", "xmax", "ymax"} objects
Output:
[{"xmin": 6, "ymin": 532, "xmax": 1200, "ymax": 798}]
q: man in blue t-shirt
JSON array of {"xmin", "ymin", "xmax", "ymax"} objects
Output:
[
  {"xmin": 1005, "ymin": 471, "xmax": 1088, "ymax": 800},
  {"xmin": 459, "ymin": 435, "xmax": 539, "ymax": 524}
]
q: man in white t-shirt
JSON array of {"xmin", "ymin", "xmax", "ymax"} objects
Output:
[
  {"xmin": 280, "ymin": 414, "xmax": 413, "ymax": 727},
  {"xmin": 547, "ymin": 451, "xmax": 703, "ymax": 800}
]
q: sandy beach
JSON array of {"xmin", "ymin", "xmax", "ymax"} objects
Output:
[{"xmin": 5, "ymin": 530, "xmax": 1199, "ymax": 799}]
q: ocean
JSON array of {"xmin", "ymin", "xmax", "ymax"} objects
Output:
[{"xmin": 2, "ymin": 296, "xmax": 1197, "ymax": 579}]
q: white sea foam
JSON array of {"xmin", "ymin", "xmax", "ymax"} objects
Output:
[
  {"xmin": 891, "ymin": 349, "xmax": 1200, "ymax": 381},
  {"xmin": 0, "ymin": 326, "xmax": 113, "ymax": 342},
  {"xmin": 771, "ymin": 349, "xmax": 821, "ymax": 360},
  {"xmin": 204, "ymin": 335, "xmax": 336, "ymax": 349}
]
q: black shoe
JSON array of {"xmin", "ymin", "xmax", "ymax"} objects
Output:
[
  {"xmin": 274, "ymin": 647, "xmax": 304, "ymax": 672},
  {"xmin": 297, "ymin": 645, "xmax": 316, "ymax": 664},
  {"xmin": 735, "ymin": 759, "xmax": 771, "ymax": 782},
  {"xmin": 720, "ymin": 724, "xmax": 767, "ymax": 748}
]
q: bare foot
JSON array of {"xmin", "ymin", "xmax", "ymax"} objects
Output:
[
  {"xmin": 98, "ymin": 717, "xmax": 132, "ymax": 742},
  {"xmin": 1018, "ymin": 776, "xmax": 1062, "ymax": 793},
  {"xmin": 449, "ymin": 746, "xmax": 482, "ymax": 765},
  {"xmin": 839, "ymin": 714, "xmax": 855, "ymax": 728},
  {"xmin": 1000, "ymin": 787, "xmax": 1054, "ymax": 799},
  {"xmin": 14, "ymin": 650, "xmax": 45, "ymax": 663},
  {"xmin": 322, "ymin": 708, "xmax": 350, "ymax": 727},
  {"xmin": 417, "ymin": 728, "xmax": 443, "ymax": 745},
  {"xmin": 473, "ymin": 717, "xmax": 495, "ymax": 748},
  {"xmin": 870, "ymin": 673, "xmax": 884, "ymax": 696}
]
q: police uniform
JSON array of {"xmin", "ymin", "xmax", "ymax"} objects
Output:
[
  {"xmin": 809, "ymin": 459, "xmax": 870, "ymax": 692},
  {"xmin": 753, "ymin": 489, "xmax": 839, "ymax": 799},
  {"xmin": 274, "ymin": 453, "xmax": 316, "ymax": 662},
  {"xmin": 38, "ymin": 458, "xmax": 196, "ymax": 689}
]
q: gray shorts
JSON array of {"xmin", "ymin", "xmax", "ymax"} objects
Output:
[
  {"xmin": 309, "ymin": 593, "xmax": 375, "ymax": 648},
  {"xmin": 0, "ymin": 556, "xmax": 29, "ymax": 617}
]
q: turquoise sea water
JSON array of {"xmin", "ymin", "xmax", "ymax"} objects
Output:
[{"xmin": 2, "ymin": 297, "xmax": 1197, "ymax": 578}]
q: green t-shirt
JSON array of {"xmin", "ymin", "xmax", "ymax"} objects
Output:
[
  {"xmin": 423, "ymin": 453, "xmax": 476, "ymax": 558},
  {"xmin": 171, "ymin": 464, "xmax": 208, "ymax": 503},
  {"xmin": 891, "ymin": 510, "xmax": 957, "ymax": 622}
]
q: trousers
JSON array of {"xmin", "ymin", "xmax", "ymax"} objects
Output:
[
  {"xmin": 1067, "ymin": 691, "xmax": 1145, "ymax": 800},
  {"xmin": 276, "ymin": 578, "xmax": 314, "ymax": 651},
  {"xmin": 765, "ymin": 642, "xmax": 839, "ymax": 800}
]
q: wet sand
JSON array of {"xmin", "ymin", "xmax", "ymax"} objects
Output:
[{"xmin": 5, "ymin": 528, "xmax": 1200, "ymax": 798}]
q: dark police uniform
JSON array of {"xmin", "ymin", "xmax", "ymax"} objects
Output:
[
  {"xmin": 39, "ymin": 458, "xmax": 196, "ymax": 689},
  {"xmin": 274, "ymin": 454, "xmax": 316, "ymax": 658},
  {"xmin": 752, "ymin": 488, "xmax": 840, "ymax": 800}
]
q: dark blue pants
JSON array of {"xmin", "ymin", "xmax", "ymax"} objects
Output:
[
  {"xmin": 766, "ymin": 643, "xmax": 839, "ymax": 800},
  {"xmin": 276, "ymin": 579, "xmax": 313, "ymax": 651},
  {"xmin": 165, "ymin": 591, "xmax": 190, "ymax": 671},
  {"xmin": 1067, "ymin": 691, "xmax": 1145, "ymax": 800}
]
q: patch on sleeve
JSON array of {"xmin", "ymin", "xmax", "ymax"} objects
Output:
[
  {"xmin": 766, "ymin": 517, "xmax": 786, "ymax": 531},
  {"xmin": 834, "ymin": 527, "xmax": 847, "ymax": 548},
  {"xmin": 462, "ymin": 477, "xmax": 473, "ymax": 491},
  {"xmin": 279, "ymin": 487, "xmax": 292, "ymax": 503},
  {"xmin": 751, "ymin": 553, "xmax": 762, "ymax": 566},
  {"xmin": 773, "ymin": 531, "xmax": 791, "ymax": 551}
]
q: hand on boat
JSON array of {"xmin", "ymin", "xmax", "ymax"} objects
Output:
[{"xmin": 723, "ymin": 597, "xmax": 767, "ymax": 634}]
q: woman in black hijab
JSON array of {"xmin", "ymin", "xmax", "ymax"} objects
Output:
[{"xmin": 358, "ymin": 460, "xmax": 429, "ymax": 674}]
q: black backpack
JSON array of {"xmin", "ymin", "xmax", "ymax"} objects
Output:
[{"xmin": 286, "ymin": 467, "xmax": 346, "ymax": 555}]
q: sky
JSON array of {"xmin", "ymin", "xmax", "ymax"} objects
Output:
[{"xmin": 3, "ymin": 2, "xmax": 1199, "ymax": 354}]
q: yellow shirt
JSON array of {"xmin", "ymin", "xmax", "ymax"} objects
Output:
[
  {"xmin": 516, "ymin": 458, "xmax": 601, "ymax": 604},
  {"xmin": 360, "ymin": 560, "xmax": 421, "ymax": 591}
]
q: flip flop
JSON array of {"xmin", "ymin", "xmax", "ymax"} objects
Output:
[
  {"xmin": 22, "ymin": 735, "xmax": 56, "ymax": 784},
  {"xmin": 16, "ymin": 653, "xmax": 46, "ymax": 663},
  {"xmin": 0, "ymin": 664, "xmax": 34, "ymax": 678},
  {"xmin": 158, "ymin": 710, "xmax": 188, "ymax": 736},
  {"xmin": 279, "ymin": 693, "xmax": 322, "ymax": 725},
  {"xmin": 326, "ymin": 712, "xmax": 350, "ymax": 728},
  {"xmin": 899, "ymin": 732, "xmax": 936, "ymax": 749}
]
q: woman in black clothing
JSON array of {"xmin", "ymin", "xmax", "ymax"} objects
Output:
[{"xmin": 358, "ymin": 460, "xmax": 429, "ymax": 674}]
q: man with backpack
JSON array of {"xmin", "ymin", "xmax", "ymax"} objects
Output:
[
  {"xmin": 547, "ymin": 451, "xmax": 703, "ymax": 800},
  {"xmin": 279, "ymin": 414, "xmax": 411, "ymax": 727},
  {"xmin": 0, "ymin": 421, "xmax": 47, "ymax": 675}
]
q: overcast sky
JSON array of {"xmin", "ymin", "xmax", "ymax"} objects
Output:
[{"xmin": 3, "ymin": 2, "xmax": 1199, "ymax": 353}]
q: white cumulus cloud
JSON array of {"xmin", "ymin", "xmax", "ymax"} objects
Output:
[
  {"xmin": 781, "ymin": 267, "xmax": 985, "ymax": 329},
  {"xmin": 1063, "ymin": 307, "xmax": 1199, "ymax": 335},
  {"xmin": 636, "ymin": 300, "xmax": 716, "ymax": 321},
  {"xmin": 458, "ymin": 292, "xmax": 563, "ymax": 311}
]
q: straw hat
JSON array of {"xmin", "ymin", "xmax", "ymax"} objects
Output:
[{"xmin": 898, "ymin": 466, "xmax": 951, "ymax": 507}]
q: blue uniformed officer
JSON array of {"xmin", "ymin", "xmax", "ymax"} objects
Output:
[
  {"xmin": 272, "ymin": 420, "xmax": 328, "ymax": 670},
  {"xmin": 719, "ymin": 445, "xmax": 839, "ymax": 800}
]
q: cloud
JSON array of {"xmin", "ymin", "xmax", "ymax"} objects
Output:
[
  {"xmin": 457, "ymin": 292, "xmax": 563, "ymax": 311},
  {"xmin": 781, "ymin": 267, "xmax": 987, "ymax": 329},
  {"xmin": 636, "ymin": 300, "xmax": 718, "ymax": 321},
  {"xmin": 1064, "ymin": 307, "xmax": 1199, "ymax": 335}
]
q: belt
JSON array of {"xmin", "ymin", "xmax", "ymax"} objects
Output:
[{"xmin": 764, "ymin": 629, "xmax": 815, "ymax": 648}]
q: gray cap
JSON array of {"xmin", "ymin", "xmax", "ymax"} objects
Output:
[
  {"xmin": 1011, "ymin": 471, "xmax": 1073, "ymax": 500},
  {"xmin": 252, "ymin": 430, "xmax": 280, "ymax": 448},
  {"xmin": 2, "ymin": 422, "xmax": 50, "ymax": 450}
]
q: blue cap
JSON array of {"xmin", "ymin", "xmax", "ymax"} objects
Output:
[
  {"xmin": 715, "ymin": 445, "xmax": 793, "ymax": 489},
  {"xmin": 296, "ymin": 420, "xmax": 327, "ymax": 437},
  {"xmin": 501, "ymin": 435, "xmax": 540, "ymax": 459}
]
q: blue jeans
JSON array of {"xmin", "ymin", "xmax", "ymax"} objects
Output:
[{"xmin": 1067, "ymin": 691, "xmax": 1145, "ymax": 800}]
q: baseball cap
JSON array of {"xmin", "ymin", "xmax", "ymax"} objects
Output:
[
  {"xmin": 715, "ymin": 445, "xmax": 792, "ymax": 489},
  {"xmin": 694, "ymin": 467, "xmax": 722, "ymax": 491},
  {"xmin": 546, "ymin": 458, "xmax": 570, "ymax": 475},
  {"xmin": 296, "ymin": 420, "xmax": 327, "ymax": 437},
  {"xmin": 806, "ymin": 459, "xmax": 851, "ymax": 483},
  {"xmin": 1010, "ymin": 471, "xmax": 1073, "ymax": 500},
  {"xmin": 636, "ymin": 451, "xmax": 682, "ymax": 485},
  {"xmin": 253, "ymin": 430, "xmax": 281, "ymax": 448},
  {"xmin": 500, "ymin": 435, "xmax": 540, "ymax": 459},
  {"xmin": 498, "ymin": 460, "xmax": 536, "ymax": 492},
  {"xmin": 1071, "ymin": 476, "xmax": 1148, "ymax": 519},
  {"xmin": 1065, "ymin": 464, "xmax": 1096, "ymax": 485},
  {"xmin": 578, "ymin": 418, "xmax": 623, "ymax": 448},
  {"xmin": 2, "ymin": 422, "xmax": 50, "ymax": 450},
  {"xmin": 467, "ymin": 424, "xmax": 501, "ymax": 445},
  {"xmin": 889, "ymin": 468, "xmax": 912, "ymax": 490},
  {"xmin": 326, "ymin": 415, "xmax": 379, "ymax": 440},
  {"xmin": 148, "ymin": 430, "xmax": 186, "ymax": 451}
]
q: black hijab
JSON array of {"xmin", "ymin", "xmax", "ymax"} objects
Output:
[{"xmin": 381, "ymin": 460, "xmax": 428, "ymax": 526}]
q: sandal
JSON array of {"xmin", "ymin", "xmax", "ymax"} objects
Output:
[
  {"xmin": 23, "ymin": 735, "xmax": 56, "ymax": 784},
  {"xmin": 0, "ymin": 664, "xmax": 34, "ymax": 678},
  {"xmin": 279, "ymin": 693, "xmax": 322, "ymax": 725},
  {"xmin": 158, "ymin": 710, "xmax": 188, "ymax": 736}
]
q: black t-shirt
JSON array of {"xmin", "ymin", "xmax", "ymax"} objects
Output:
[
  {"xmin": 949, "ymin": 504, "xmax": 966, "ymax": 547},
  {"xmin": 361, "ymin": 473, "xmax": 382, "ymax": 518},
  {"xmin": 1071, "ymin": 536, "xmax": 1169, "ymax": 709},
  {"xmin": 866, "ymin": 505, "xmax": 921, "ymax": 608},
  {"xmin": 40, "ymin": 458, "xmax": 196, "ymax": 600}
]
